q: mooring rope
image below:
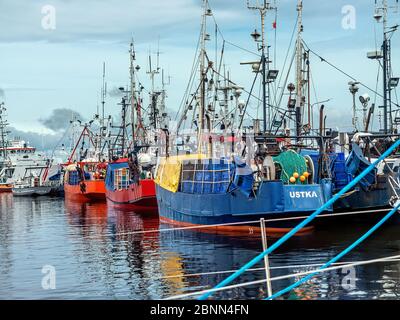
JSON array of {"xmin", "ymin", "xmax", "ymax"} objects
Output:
[{"xmin": 198, "ymin": 139, "xmax": 400, "ymax": 300}]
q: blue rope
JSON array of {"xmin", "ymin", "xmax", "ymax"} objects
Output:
[
  {"xmin": 198, "ymin": 139, "xmax": 400, "ymax": 300},
  {"xmin": 265, "ymin": 202, "xmax": 400, "ymax": 300}
]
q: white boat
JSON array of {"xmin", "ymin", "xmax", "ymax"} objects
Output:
[
  {"xmin": 11, "ymin": 165, "xmax": 64, "ymax": 197},
  {"xmin": 0, "ymin": 103, "xmax": 62, "ymax": 191},
  {"xmin": 12, "ymin": 181, "xmax": 53, "ymax": 197}
]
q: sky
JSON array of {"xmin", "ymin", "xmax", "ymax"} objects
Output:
[{"xmin": 0, "ymin": 0, "xmax": 400, "ymax": 148}]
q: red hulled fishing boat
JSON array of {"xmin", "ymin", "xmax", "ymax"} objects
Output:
[
  {"xmin": 104, "ymin": 41, "xmax": 162, "ymax": 213},
  {"xmin": 105, "ymin": 156, "xmax": 157, "ymax": 212}
]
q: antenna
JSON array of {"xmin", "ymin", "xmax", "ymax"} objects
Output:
[
  {"xmin": 101, "ymin": 62, "xmax": 106, "ymax": 121},
  {"xmin": 148, "ymin": 54, "xmax": 152, "ymax": 75},
  {"xmin": 157, "ymin": 36, "xmax": 160, "ymax": 71}
]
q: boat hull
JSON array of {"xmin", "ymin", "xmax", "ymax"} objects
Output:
[
  {"xmin": 106, "ymin": 179, "xmax": 158, "ymax": 213},
  {"xmin": 334, "ymin": 186, "xmax": 393, "ymax": 212},
  {"xmin": 12, "ymin": 186, "xmax": 53, "ymax": 197},
  {"xmin": 333, "ymin": 172, "xmax": 400, "ymax": 212},
  {"xmin": 156, "ymin": 180, "xmax": 332, "ymax": 235},
  {"xmin": 0, "ymin": 184, "xmax": 12, "ymax": 193},
  {"xmin": 64, "ymin": 180, "xmax": 106, "ymax": 202}
]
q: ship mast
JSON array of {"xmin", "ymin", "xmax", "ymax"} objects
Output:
[
  {"xmin": 374, "ymin": 0, "xmax": 399, "ymax": 133},
  {"xmin": 160, "ymin": 69, "xmax": 170, "ymax": 129},
  {"xmin": 295, "ymin": 0, "xmax": 304, "ymax": 138},
  {"xmin": 382, "ymin": 0, "xmax": 390, "ymax": 134},
  {"xmin": 198, "ymin": 0, "xmax": 208, "ymax": 154},
  {"xmin": 0, "ymin": 103, "xmax": 9, "ymax": 159},
  {"xmin": 130, "ymin": 41, "xmax": 137, "ymax": 145},
  {"xmin": 92, "ymin": 62, "xmax": 109, "ymax": 161}
]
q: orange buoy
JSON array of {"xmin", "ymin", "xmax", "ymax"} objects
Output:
[
  {"xmin": 289, "ymin": 177, "xmax": 296, "ymax": 184},
  {"xmin": 300, "ymin": 175, "xmax": 306, "ymax": 182},
  {"xmin": 303, "ymin": 172, "xmax": 310, "ymax": 178},
  {"xmin": 293, "ymin": 172, "xmax": 299, "ymax": 179}
]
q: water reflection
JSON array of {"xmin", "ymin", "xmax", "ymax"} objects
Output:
[{"xmin": 1, "ymin": 193, "xmax": 400, "ymax": 299}]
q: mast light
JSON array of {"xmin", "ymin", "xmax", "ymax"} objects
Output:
[
  {"xmin": 367, "ymin": 50, "xmax": 383, "ymax": 59},
  {"xmin": 267, "ymin": 70, "xmax": 279, "ymax": 81},
  {"xmin": 389, "ymin": 77, "xmax": 400, "ymax": 88}
]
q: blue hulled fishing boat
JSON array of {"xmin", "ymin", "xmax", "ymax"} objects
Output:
[
  {"xmin": 154, "ymin": 0, "xmax": 333, "ymax": 234},
  {"xmin": 155, "ymin": 153, "xmax": 332, "ymax": 234}
]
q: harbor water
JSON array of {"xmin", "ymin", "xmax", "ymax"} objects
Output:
[{"xmin": 1, "ymin": 193, "xmax": 400, "ymax": 300}]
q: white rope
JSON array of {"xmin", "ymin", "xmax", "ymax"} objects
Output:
[
  {"xmin": 141, "ymin": 258, "xmax": 400, "ymax": 281},
  {"xmin": 80, "ymin": 207, "xmax": 390, "ymax": 238},
  {"xmin": 163, "ymin": 254, "xmax": 400, "ymax": 300}
]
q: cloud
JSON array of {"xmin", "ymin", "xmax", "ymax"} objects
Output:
[
  {"xmin": 108, "ymin": 86, "xmax": 125, "ymax": 98},
  {"xmin": 8, "ymin": 126, "xmax": 65, "ymax": 152},
  {"xmin": 39, "ymin": 108, "xmax": 84, "ymax": 132},
  {"xmin": 0, "ymin": 0, "xmax": 201, "ymax": 44},
  {"xmin": 0, "ymin": 0, "xmax": 398, "ymax": 136}
]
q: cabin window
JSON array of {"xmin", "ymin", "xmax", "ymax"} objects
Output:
[{"xmin": 114, "ymin": 168, "xmax": 130, "ymax": 190}]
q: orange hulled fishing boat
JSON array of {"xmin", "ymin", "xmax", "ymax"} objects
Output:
[
  {"xmin": 64, "ymin": 161, "xmax": 106, "ymax": 202},
  {"xmin": 63, "ymin": 122, "xmax": 108, "ymax": 202}
]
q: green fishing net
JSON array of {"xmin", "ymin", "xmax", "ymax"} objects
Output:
[{"xmin": 273, "ymin": 150, "xmax": 308, "ymax": 184}]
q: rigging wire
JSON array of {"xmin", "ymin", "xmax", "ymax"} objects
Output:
[
  {"xmin": 273, "ymin": 14, "xmax": 298, "ymax": 108},
  {"xmin": 206, "ymin": 0, "xmax": 260, "ymax": 57},
  {"xmin": 174, "ymin": 30, "xmax": 202, "ymax": 122},
  {"xmin": 303, "ymin": 41, "xmax": 400, "ymax": 109},
  {"xmin": 371, "ymin": 60, "xmax": 382, "ymax": 131}
]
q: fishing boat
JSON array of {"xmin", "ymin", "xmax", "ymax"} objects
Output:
[
  {"xmin": 12, "ymin": 178, "xmax": 53, "ymax": 197},
  {"xmin": 10, "ymin": 159, "xmax": 63, "ymax": 197},
  {"xmin": 154, "ymin": 1, "xmax": 333, "ymax": 235},
  {"xmin": 106, "ymin": 156, "xmax": 157, "ymax": 211},
  {"xmin": 105, "ymin": 41, "xmax": 167, "ymax": 212},
  {"xmin": 331, "ymin": 1, "xmax": 400, "ymax": 212},
  {"xmin": 305, "ymin": 134, "xmax": 400, "ymax": 213},
  {"xmin": 64, "ymin": 161, "xmax": 106, "ymax": 201},
  {"xmin": 300, "ymin": 1, "xmax": 400, "ymax": 215},
  {"xmin": 63, "ymin": 123, "xmax": 108, "ymax": 202}
]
